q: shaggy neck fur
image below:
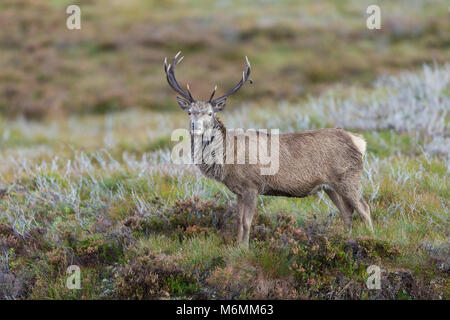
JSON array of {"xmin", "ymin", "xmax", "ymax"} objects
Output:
[{"xmin": 191, "ymin": 117, "xmax": 226, "ymax": 181}]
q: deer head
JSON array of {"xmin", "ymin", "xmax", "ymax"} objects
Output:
[{"xmin": 164, "ymin": 52, "xmax": 252, "ymax": 135}]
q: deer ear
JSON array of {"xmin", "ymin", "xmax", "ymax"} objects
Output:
[
  {"xmin": 177, "ymin": 96, "xmax": 191, "ymax": 110},
  {"xmin": 212, "ymin": 97, "xmax": 227, "ymax": 112}
]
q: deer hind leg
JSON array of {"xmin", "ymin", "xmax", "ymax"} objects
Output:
[
  {"xmin": 325, "ymin": 189, "xmax": 353, "ymax": 231},
  {"xmin": 358, "ymin": 198, "xmax": 373, "ymax": 232},
  {"xmin": 241, "ymin": 189, "xmax": 258, "ymax": 249},
  {"xmin": 333, "ymin": 180, "xmax": 374, "ymax": 233}
]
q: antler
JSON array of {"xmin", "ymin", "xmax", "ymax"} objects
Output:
[
  {"xmin": 164, "ymin": 51, "xmax": 195, "ymax": 102},
  {"xmin": 210, "ymin": 56, "xmax": 252, "ymax": 103}
]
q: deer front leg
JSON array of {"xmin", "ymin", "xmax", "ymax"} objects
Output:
[
  {"xmin": 236, "ymin": 196, "xmax": 244, "ymax": 244},
  {"xmin": 241, "ymin": 189, "xmax": 258, "ymax": 249}
]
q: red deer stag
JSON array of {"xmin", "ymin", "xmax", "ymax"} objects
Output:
[{"xmin": 164, "ymin": 52, "xmax": 374, "ymax": 248}]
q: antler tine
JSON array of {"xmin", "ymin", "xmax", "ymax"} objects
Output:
[
  {"xmin": 173, "ymin": 55, "xmax": 183, "ymax": 67},
  {"xmin": 209, "ymin": 85, "xmax": 218, "ymax": 102},
  {"xmin": 186, "ymin": 83, "xmax": 194, "ymax": 101},
  {"xmin": 164, "ymin": 54, "xmax": 171, "ymax": 71},
  {"xmin": 171, "ymin": 51, "xmax": 183, "ymax": 69},
  {"xmin": 211, "ymin": 56, "xmax": 252, "ymax": 104},
  {"xmin": 164, "ymin": 51, "xmax": 194, "ymax": 102}
]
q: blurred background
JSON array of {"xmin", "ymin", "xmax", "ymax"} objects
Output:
[{"xmin": 0, "ymin": 0, "xmax": 448, "ymax": 119}]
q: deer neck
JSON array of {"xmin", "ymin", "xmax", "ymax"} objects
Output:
[{"xmin": 191, "ymin": 118, "xmax": 226, "ymax": 181}]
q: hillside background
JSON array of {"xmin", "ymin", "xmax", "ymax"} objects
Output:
[{"xmin": 0, "ymin": 0, "xmax": 448, "ymax": 118}]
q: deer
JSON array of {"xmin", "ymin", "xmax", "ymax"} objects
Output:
[{"xmin": 164, "ymin": 52, "xmax": 374, "ymax": 248}]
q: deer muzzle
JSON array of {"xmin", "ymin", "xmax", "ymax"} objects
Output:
[{"xmin": 191, "ymin": 120, "xmax": 204, "ymax": 135}]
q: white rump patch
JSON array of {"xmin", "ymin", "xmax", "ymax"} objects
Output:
[{"xmin": 349, "ymin": 133, "xmax": 366, "ymax": 155}]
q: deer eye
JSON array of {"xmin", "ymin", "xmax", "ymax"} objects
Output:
[
  {"xmin": 188, "ymin": 111, "xmax": 191, "ymax": 115},
  {"xmin": 208, "ymin": 112, "xmax": 213, "ymax": 116}
]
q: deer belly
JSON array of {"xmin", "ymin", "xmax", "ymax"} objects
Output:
[
  {"xmin": 261, "ymin": 186, "xmax": 310, "ymax": 198},
  {"xmin": 261, "ymin": 182, "xmax": 331, "ymax": 198}
]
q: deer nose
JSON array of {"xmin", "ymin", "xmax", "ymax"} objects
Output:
[{"xmin": 191, "ymin": 121, "xmax": 203, "ymax": 134}]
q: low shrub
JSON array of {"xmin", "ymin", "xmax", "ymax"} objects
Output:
[{"xmin": 114, "ymin": 253, "xmax": 200, "ymax": 299}]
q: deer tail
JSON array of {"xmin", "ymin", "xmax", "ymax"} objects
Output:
[{"xmin": 348, "ymin": 133, "xmax": 366, "ymax": 156}]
